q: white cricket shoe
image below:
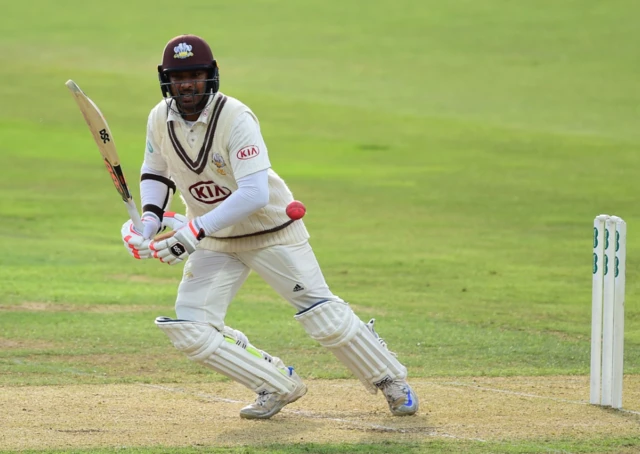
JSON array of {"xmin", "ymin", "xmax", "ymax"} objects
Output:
[
  {"xmin": 240, "ymin": 368, "xmax": 307, "ymax": 419},
  {"xmin": 379, "ymin": 379, "xmax": 419, "ymax": 416}
]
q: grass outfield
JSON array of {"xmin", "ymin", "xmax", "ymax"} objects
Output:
[{"xmin": 1, "ymin": 0, "xmax": 639, "ymax": 452}]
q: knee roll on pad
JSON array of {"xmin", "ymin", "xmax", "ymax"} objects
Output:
[
  {"xmin": 155, "ymin": 317, "xmax": 297, "ymax": 394},
  {"xmin": 294, "ymin": 301, "xmax": 407, "ymax": 394}
]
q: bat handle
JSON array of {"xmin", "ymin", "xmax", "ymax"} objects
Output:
[{"xmin": 125, "ymin": 199, "xmax": 144, "ymax": 233}]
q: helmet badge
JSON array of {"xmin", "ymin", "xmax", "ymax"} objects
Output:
[{"xmin": 173, "ymin": 43, "xmax": 194, "ymax": 59}]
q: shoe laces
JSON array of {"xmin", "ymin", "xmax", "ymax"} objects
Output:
[
  {"xmin": 254, "ymin": 391, "xmax": 272, "ymax": 407},
  {"xmin": 381, "ymin": 380, "xmax": 409, "ymax": 405},
  {"xmin": 366, "ymin": 319, "xmax": 397, "ymax": 357}
]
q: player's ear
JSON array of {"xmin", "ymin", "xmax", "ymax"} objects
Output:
[{"xmin": 158, "ymin": 65, "xmax": 169, "ymax": 98}]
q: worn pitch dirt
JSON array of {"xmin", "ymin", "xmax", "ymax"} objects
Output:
[{"xmin": 1, "ymin": 376, "xmax": 639, "ymax": 450}]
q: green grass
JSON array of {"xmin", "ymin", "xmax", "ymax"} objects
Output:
[
  {"xmin": 1, "ymin": 0, "xmax": 639, "ymax": 452},
  {"xmin": 10, "ymin": 436, "xmax": 640, "ymax": 454}
]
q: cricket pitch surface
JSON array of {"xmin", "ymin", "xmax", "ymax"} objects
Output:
[{"xmin": 1, "ymin": 376, "xmax": 639, "ymax": 450}]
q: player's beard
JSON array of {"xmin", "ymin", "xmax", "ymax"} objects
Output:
[{"xmin": 175, "ymin": 87, "xmax": 209, "ymax": 116}]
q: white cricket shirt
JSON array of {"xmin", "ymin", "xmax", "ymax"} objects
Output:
[{"xmin": 143, "ymin": 92, "xmax": 309, "ymax": 252}]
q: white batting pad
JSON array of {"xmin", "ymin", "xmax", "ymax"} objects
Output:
[
  {"xmin": 155, "ymin": 317, "xmax": 298, "ymax": 394},
  {"xmin": 294, "ymin": 301, "xmax": 407, "ymax": 394}
]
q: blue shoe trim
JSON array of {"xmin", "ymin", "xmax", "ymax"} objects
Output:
[{"xmin": 405, "ymin": 389, "xmax": 413, "ymax": 407}]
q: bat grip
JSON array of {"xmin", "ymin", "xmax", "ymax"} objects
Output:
[{"xmin": 125, "ymin": 199, "xmax": 144, "ymax": 232}]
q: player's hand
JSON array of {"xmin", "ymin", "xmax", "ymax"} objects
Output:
[
  {"xmin": 121, "ymin": 220, "xmax": 152, "ymax": 259},
  {"xmin": 121, "ymin": 212, "xmax": 189, "ymax": 260},
  {"xmin": 149, "ymin": 218, "xmax": 205, "ymax": 265},
  {"xmin": 141, "ymin": 211, "xmax": 191, "ymax": 240},
  {"xmin": 161, "ymin": 211, "xmax": 188, "ymax": 232},
  {"xmin": 141, "ymin": 212, "xmax": 162, "ymax": 240}
]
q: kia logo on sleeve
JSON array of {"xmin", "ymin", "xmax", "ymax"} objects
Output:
[{"xmin": 236, "ymin": 145, "xmax": 260, "ymax": 160}]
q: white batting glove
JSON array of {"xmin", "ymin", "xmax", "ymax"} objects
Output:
[
  {"xmin": 121, "ymin": 220, "xmax": 152, "ymax": 259},
  {"xmin": 149, "ymin": 218, "xmax": 205, "ymax": 265},
  {"xmin": 122, "ymin": 212, "xmax": 189, "ymax": 260},
  {"xmin": 141, "ymin": 212, "xmax": 162, "ymax": 240},
  {"xmin": 161, "ymin": 211, "xmax": 189, "ymax": 232}
]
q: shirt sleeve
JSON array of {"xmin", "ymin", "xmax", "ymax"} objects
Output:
[
  {"xmin": 143, "ymin": 112, "xmax": 168, "ymax": 173},
  {"xmin": 228, "ymin": 111, "xmax": 271, "ymax": 180},
  {"xmin": 140, "ymin": 113, "xmax": 173, "ymax": 216}
]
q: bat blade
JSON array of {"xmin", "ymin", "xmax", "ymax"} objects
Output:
[{"xmin": 66, "ymin": 79, "xmax": 143, "ymax": 232}]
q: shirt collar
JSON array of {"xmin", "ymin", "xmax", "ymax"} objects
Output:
[{"xmin": 166, "ymin": 92, "xmax": 219, "ymax": 125}]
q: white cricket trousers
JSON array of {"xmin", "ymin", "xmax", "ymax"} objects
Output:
[{"xmin": 175, "ymin": 240, "xmax": 342, "ymax": 330}]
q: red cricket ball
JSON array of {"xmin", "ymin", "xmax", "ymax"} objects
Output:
[{"xmin": 286, "ymin": 200, "xmax": 306, "ymax": 220}]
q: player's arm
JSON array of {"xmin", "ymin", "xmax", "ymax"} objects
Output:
[
  {"xmin": 197, "ymin": 169, "xmax": 269, "ymax": 235},
  {"xmin": 196, "ymin": 112, "xmax": 270, "ymax": 235},
  {"xmin": 138, "ymin": 117, "xmax": 177, "ymax": 239},
  {"xmin": 121, "ymin": 116, "xmax": 182, "ymax": 259}
]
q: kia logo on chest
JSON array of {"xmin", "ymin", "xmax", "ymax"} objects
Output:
[
  {"xmin": 237, "ymin": 145, "xmax": 260, "ymax": 160},
  {"xmin": 189, "ymin": 181, "xmax": 232, "ymax": 204}
]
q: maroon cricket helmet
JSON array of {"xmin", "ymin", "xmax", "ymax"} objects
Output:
[{"xmin": 157, "ymin": 34, "xmax": 219, "ymax": 98}]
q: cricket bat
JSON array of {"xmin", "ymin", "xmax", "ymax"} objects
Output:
[{"xmin": 65, "ymin": 79, "xmax": 143, "ymax": 231}]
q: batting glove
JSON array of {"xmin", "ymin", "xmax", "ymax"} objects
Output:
[
  {"xmin": 121, "ymin": 220, "xmax": 152, "ymax": 259},
  {"xmin": 149, "ymin": 218, "xmax": 205, "ymax": 265},
  {"xmin": 161, "ymin": 211, "xmax": 189, "ymax": 232},
  {"xmin": 122, "ymin": 212, "xmax": 188, "ymax": 260},
  {"xmin": 141, "ymin": 212, "xmax": 162, "ymax": 240}
]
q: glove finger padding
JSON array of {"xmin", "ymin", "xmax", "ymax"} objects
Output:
[
  {"xmin": 123, "ymin": 239, "xmax": 152, "ymax": 259},
  {"xmin": 150, "ymin": 219, "xmax": 204, "ymax": 265},
  {"xmin": 151, "ymin": 242, "xmax": 185, "ymax": 264},
  {"xmin": 121, "ymin": 220, "xmax": 152, "ymax": 259},
  {"xmin": 162, "ymin": 212, "xmax": 188, "ymax": 231}
]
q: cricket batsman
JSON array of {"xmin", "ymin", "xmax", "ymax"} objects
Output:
[{"xmin": 121, "ymin": 34, "xmax": 419, "ymax": 419}]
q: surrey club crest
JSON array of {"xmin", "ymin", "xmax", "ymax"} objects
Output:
[
  {"xmin": 174, "ymin": 43, "xmax": 194, "ymax": 59},
  {"xmin": 212, "ymin": 153, "xmax": 227, "ymax": 175}
]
